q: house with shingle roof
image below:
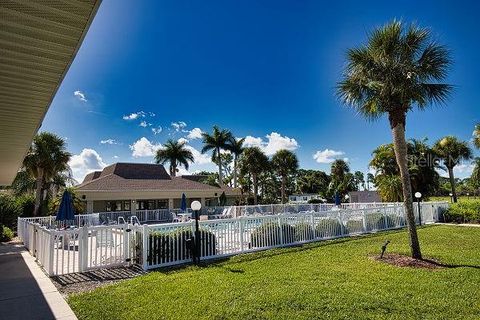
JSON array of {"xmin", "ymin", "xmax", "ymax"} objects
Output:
[{"xmin": 76, "ymin": 163, "xmax": 241, "ymax": 213}]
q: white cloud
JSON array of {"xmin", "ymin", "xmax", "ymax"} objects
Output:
[
  {"xmin": 313, "ymin": 149, "xmax": 346, "ymax": 164},
  {"xmin": 186, "ymin": 128, "xmax": 204, "ymax": 140},
  {"xmin": 123, "ymin": 111, "xmax": 146, "ymax": 120},
  {"xmin": 69, "ymin": 148, "xmax": 107, "ymax": 182},
  {"xmin": 129, "ymin": 137, "xmax": 162, "ymax": 157},
  {"xmin": 152, "ymin": 126, "xmax": 163, "ymax": 135},
  {"xmin": 185, "ymin": 145, "xmax": 211, "ymax": 164},
  {"xmin": 100, "ymin": 139, "xmax": 117, "ymax": 145},
  {"xmin": 243, "ymin": 132, "xmax": 299, "ymax": 156},
  {"xmin": 139, "ymin": 121, "xmax": 151, "ymax": 128},
  {"xmin": 171, "ymin": 121, "xmax": 187, "ymax": 132},
  {"xmin": 178, "ymin": 137, "xmax": 189, "ymax": 144},
  {"xmin": 113, "ymin": 155, "xmax": 119, "ymax": 159},
  {"xmin": 74, "ymin": 90, "xmax": 87, "ymax": 102}
]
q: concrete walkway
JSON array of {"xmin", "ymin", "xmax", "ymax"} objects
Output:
[{"xmin": 0, "ymin": 241, "xmax": 77, "ymax": 320}]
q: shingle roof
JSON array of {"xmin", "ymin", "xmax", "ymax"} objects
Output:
[{"xmin": 76, "ymin": 162, "xmax": 235, "ymax": 192}]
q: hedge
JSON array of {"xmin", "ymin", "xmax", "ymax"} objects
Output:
[
  {"xmin": 250, "ymin": 222, "xmax": 295, "ymax": 248},
  {"xmin": 315, "ymin": 218, "xmax": 343, "ymax": 238},
  {"xmin": 148, "ymin": 228, "xmax": 216, "ymax": 264},
  {"xmin": 444, "ymin": 200, "xmax": 480, "ymax": 223}
]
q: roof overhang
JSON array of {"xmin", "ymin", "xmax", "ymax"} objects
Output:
[{"xmin": 0, "ymin": 0, "xmax": 101, "ymax": 185}]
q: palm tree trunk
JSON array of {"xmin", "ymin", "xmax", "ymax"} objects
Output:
[
  {"xmin": 170, "ymin": 164, "xmax": 176, "ymax": 177},
  {"xmin": 281, "ymin": 175, "xmax": 286, "ymax": 204},
  {"xmin": 390, "ymin": 113, "xmax": 422, "ymax": 259},
  {"xmin": 233, "ymin": 156, "xmax": 238, "ymax": 188},
  {"xmin": 33, "ymin": 168, "xmax": 44, "ymax": 216},
  {"xmin": 217, "ymin": 147, "xmax": 223, "ymax": 186},
  {"xmin": 447, "ymin": 167, "xmax": 457, "ymax": 203},
  {"xmin": 253, "ymin": 174, "xmax": 258, "ymax": 205}
]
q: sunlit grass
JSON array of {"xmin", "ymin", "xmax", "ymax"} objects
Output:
[{"xmin": 69, "ymin": 226, "xmax": 480, "ymax": 320}]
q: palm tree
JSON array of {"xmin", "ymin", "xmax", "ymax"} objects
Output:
[
  {"xmin": 337, "ymin": 21, "xmax": 452, "ymax": 259},
  {"xmin": 239, "ymin": 147, "xmax": 269, "ymax": 204},
  {"xmin": 155, "ymin": 139, "xmax": 194, "ymax": 177},
  {"xmin": 471, "ymin": 158, "xmax": 480, "ymax": 190},
  {"xmin": 353, "ymin": 171, "xmax": 365, "ymax": 190},
  {"xmin": 271, "ymin": 149, "xmax": 299, "ymax": 203},
  {"xmin": 376, "ymin": 175, "xmax": 403, "ymax": 202},
  {"xmin": 474, "ymin": 123, "xmax": 480, "ymax": 149},
  {"xmin": 228, "ymin": 137, "xmax": 245, "ymax": 188},
  {"xmin": 23, "ymin": 132, "xmax": 71, "ymax": 216},
  {"xmin": 201, "ymin": 126, "xmax": 233, "ymax": 187},
  {"xmin": 433, "ymin": 136, "xmax": 472, "ymax": 203},
  {"xmin": 366, "ymin": 173, "xmax": 375, "ymax": 190}
]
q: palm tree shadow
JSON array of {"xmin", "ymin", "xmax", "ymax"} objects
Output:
[{"xmin": 422, "ymin": 259, "xmax": 480, "ymax": 270}]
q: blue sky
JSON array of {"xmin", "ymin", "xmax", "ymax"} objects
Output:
[{"xmin": 41, "ymin": 0, "xmax": 480, "ymax": 182}]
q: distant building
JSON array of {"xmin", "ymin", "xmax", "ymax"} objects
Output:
[
  {"xmin": 76, "ymin": 163, "xmax": 241, "ymax": 213},
  {"xmin": 348, "ymin": 191, "xmax": 381, "ymax": 203},
  {"xmin": 288, "ymin": 194, "xmax": 323, "ymax": 203}
]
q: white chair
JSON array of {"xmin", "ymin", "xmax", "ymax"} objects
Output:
[{"xmin": 171, "ymin": 212, "xmax": 181, "ymax": 223}]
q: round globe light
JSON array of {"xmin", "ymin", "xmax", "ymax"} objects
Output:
[
  {"xmin": 191, "ymin": 200, "xmax": 202, "ymax": 211},
  {"xmin": 414, "ymin": 192, "xmax": 422, "ymax": 199},
  {"xmin": 345, "ymin": 194, "xmax": 350, "ymax": 199}
]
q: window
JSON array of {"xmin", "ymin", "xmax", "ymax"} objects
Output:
[
  {"xmin": 106, "ymin": 201, "xmax": 112, "ymax": 212},
  {"xmin": 124, "ymin": 201, "xmax": 131, "ymax": 211},
  {"xmin": 157, "ymin": 200, "xmax": 168, "ymax": 209},
  {"xmin": 115, "ymin": 201, "xmax": 122, "ymax": 211}
]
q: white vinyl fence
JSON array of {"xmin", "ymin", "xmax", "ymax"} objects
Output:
[{"xmin": 18, "ymin": 202, "xmax": 448, "ymax": 276}]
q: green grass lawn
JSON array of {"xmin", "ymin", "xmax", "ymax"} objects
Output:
[{"xmin": 69, "ymin": 226, "xmax": 480, "ymax": 320}]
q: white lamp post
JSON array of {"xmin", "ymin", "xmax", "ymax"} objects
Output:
[
  {"xmin": 414, "ymin": 192, "xmax": 422, "ymax": 225},
  {"xmin": 449, "ymin": 193, "xmax": 453, "ymax": 203},
  {"xmin": 190, "ymin": 201, "xmax": 202, "ymax": 265}
]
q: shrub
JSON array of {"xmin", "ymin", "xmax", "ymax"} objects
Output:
[
  {"xmin": 294, "ymin": 222, "xmax": 315, "ymax": 241},
  {"xmin": 250, "ymin": 222, "xmax": 295, "ymax": 248},
  {"xmin": 345, "ymin": 219, "xmax": 364, "ymax": 234},
  {"xmin": 15, "ymin": 194, "xmax": 35, "ymax": 218},
  {"xmin": 0, "ymin": 225, "xmax": 14, "ymax": 242},
  {"xmin": 444, "ymin": 200, "xmax": 480, "ymax": 223},
  {"xmin": 365, "ymin": 212, "xmax": 395, "ymax": 231},
  {"xmin": 315, "ymin": 218, "xmax": 343, "ymax": 238},
  {"xmin": 0, "ymin": 193, "xmax": 21, "ymax": 230},
  {"xmin": 148, "ymin": 228, "xmax": 216, "ymax": 264},
  {"xmin": 308, "ymin": 198, "xmax": 324, "ymax": 204}
]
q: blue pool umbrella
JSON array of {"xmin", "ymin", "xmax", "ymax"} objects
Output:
[
  {"xmin": 180, "ymin": 193, "xmax": 187, "ymax": 212},
  {"xmin": 334, "ymin": 192, "xmax": 341, "ymax": 206},
  {"xmin": 56, "ymin": 190, "xmax": 76, "ymax": 222}
]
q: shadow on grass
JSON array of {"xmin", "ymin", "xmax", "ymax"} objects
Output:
[{"xmin": 422, "ymin": 259, "xmax": 480, "ymax": 270}]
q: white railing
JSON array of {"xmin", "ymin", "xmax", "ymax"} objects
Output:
[
  {"xmin": 17, "ymin": 201, "xmax": 448, "ymax": 276},
  {"xmin": 18, "ymin": 218, "xmax": 140, "ymax": 276}
]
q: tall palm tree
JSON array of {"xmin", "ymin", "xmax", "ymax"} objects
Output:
[
  {"xmin": 239, "ymin": 147, "xmax": 269, "ymax": 204},
  {"xmin": 433, "ymin": 136, "xmax": 472, "ymax": 203},
  {"xmin": 228, "ymin": 137, "xmax": 245, "ymax": 188},
  {"xmin": 474, "ymin": 123, "xmax": 480, "ymax": 149},
  {"xmin": 337, "ymin": 21, "xmax": 452, "ymax": 259},
  {"xmin": 201, "ymin": 126, "xmax": 233, "ymax": 186},
  {"xmin": 155, "ymin": 139, "xmax": 194, "ymax": 177},
  {"xmin": 271, "ymin": 149, "xmax": 299, "ymax": 203},
  {"xmin": 471, "ymin": 157, "xmax": 480, "ymax": 190},
  {"xmin": 23, "ymin": 132, "xmax": 71, "ymax": 216}
]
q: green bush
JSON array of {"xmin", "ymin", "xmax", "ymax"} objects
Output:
[
  {"xmin": 0, "ymin": 225, "xmax": 14, "ymax": 242},
  {"xmin": 365, "ymin": 212, "xmax": 395, "ymax": 231},
  {"xmin": 15, "ymin": 194, "xmax": 35, "ymax": 218},
  {"xmin": 294, "ymin": 222, "xmax": 315, "ymax": 241},
  {"xmin": 148, "ymin": 228, "xmax": 216, "ymax": 264},
  {"xmin": 315, "ymin": 218, "xmax": 343, "ymax": 238},
  {"xmin": 444, "ymin": 200, "xmax": 480, "ymax": 223},
  {"xmin": 250, "ymin": 222, "xmax": 295, "ymax": 248},
  {"xmin": 0, "ymin": 193, "xmax": 21, "ymax": 230},
  {"xmin": 345, "ymin": 219, "xmax": 364, "ymax": 234}
]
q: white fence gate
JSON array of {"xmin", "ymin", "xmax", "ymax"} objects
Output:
[{"xmin": 19, "ymin": 222, "xmax": 140, "ymax": 276}]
